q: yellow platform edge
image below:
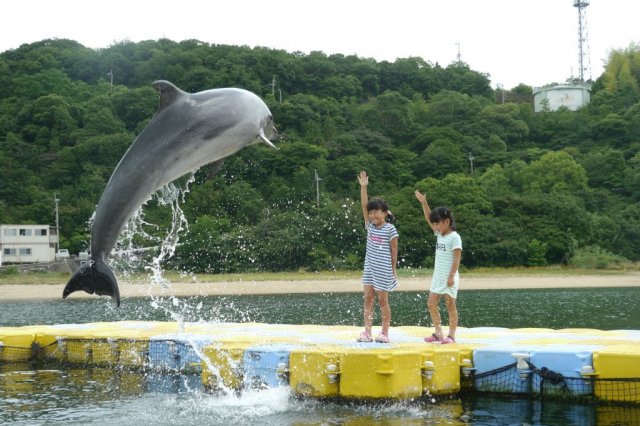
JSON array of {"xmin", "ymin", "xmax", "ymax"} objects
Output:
[{"xmin": 2, "ymin": 322, "xmax": 639, "ymax": 402}]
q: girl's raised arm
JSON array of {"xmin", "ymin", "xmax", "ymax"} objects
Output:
[
  {"xmin": 414, "ymin": 190, "xmax": 435, "ymax": 232},
  {"xmin": 358, "ymin": 171, "xmax": 369, "ymax": 224}
]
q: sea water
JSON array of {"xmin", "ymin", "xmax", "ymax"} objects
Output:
[
  {"xmin": 1, "ymin": 288, "xmax": 640, "ymax": 425},
  {"xmin": 1, "ymin": 287, "xmax": 638, "ymax": 329}
]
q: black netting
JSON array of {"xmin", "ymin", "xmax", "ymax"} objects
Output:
[
  {"xmin": 461, "ymin": 360, "xmax": 640, "ymax": 405},
  {"xmin": 0, "ymin": 345, "xmax": 33, "ymax": 362},
  {"xmin": 147, "ymin": 340, "xmax": 203, "ymax": 372},
  {"xmin": 32, "ymin": 338, "xmax": 150, "ymax": 368},
  {"xmin": 27, "ymin": 338, "xmax": 204, "ymax": 372}
]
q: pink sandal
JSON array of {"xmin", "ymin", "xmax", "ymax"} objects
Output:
[
  {"xmin": 441, "ymin": 336, "xmax": 456, "ymax": 344},
  {"xmin": 357, "ymin": 331, "xmax": 373, "ymax": 342},
  {"xmin": 375, "ymin": 332, "xmax": 389, "ymax": 343},
  {"xmin": 424, "ymin": 333, "xmax": 442, "ymax": 343}
]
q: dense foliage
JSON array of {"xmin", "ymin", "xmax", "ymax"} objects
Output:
[{"xmin": 1, "ymin": 39, "xmax": 639, "ymax": 272}]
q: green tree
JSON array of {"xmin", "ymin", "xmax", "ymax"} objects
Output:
[
  {"xmin": 478, "ymin": 164, "xmax": 511, "ymax": 200},
  {"xmin": 580, "ymin": 149, "xmax": 626, "ymax": 190},
  {"xmin": 601, "ymin": 44, "xmax": 640, "ymax": 109},
  {"xmin": 414, "ymin": 138, "xmax": 466, "ymax": 179},
  {"xmin": 521, "ymin": 151, "xmax": 589, "ymax": 194}
]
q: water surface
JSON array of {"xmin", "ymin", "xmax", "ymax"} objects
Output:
[{"xmin": 1, "ymin": 286, "xmax": 639, "ymax": 425}]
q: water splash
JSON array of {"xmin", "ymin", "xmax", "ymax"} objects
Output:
[
  {"xmin": 110, "ymin": 173, "xmax": 194, "ymax": 286},
  {"xmin": 147, "ymin": 175, "xmax": 195, "ymax": 284}
]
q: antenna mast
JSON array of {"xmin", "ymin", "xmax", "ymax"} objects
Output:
[{"xmin": 573, "ymin": 0, "xmax": 591, "ymax": 82}]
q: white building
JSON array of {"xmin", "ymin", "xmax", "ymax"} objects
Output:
[
  {"xmin": 0, "ymin": 224, "xmax": 59, "ymax": 264},
  {"xmin": 533, "ymin": 83, "xmax": 591, "ymax": 112}
]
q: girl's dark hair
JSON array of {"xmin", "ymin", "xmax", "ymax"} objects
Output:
[
  {"xmin": 429, "ymin": 206, "xmax": 456, "ymax": 231},
  {"xmin": 367, "ymin": 198, "xmax": 396, "ymax": 224}
]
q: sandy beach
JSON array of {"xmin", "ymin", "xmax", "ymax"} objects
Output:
[{"xmin": 1, "ymin": 273, "xmax": 638, "ymax": 301}]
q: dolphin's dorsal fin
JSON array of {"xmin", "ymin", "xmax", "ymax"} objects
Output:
[{"xmin": 152, "ymin": 80, "xmax": 187, "ymax": 112}]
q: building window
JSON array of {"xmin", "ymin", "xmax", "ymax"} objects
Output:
[
  {"xmin": 4, "ymin": 228, "xmax": 17, "ymax": 236},
  {"xmin": 19, "ymin": 229, "xmax": 33, "ymax": 236},
  {"xmin": 36, "ymin": 229, "xmax": 48, "ymax": 236},
  {"xmin": 19, "ymin": 248, "xmax": 32, "ymax": 255},
  {"xmin": 4, "ymin": 248, "xmax": 17, "ymax": 255}
]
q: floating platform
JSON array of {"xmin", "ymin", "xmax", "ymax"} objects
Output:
[{"xmin": 1, "ymin": 322, "xmax": 639, "ymax": 402}]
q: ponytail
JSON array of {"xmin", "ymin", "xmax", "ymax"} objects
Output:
[{"xmin": 386, "ymin": 210, "xmax": 396, "ymax": 224}]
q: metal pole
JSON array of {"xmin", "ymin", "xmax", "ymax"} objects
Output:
[
  {"xmin": 54, "ymin": 193, "xmax": 60, "ymax": 252},
  {"xmin": 314, "ymin": 170, "xmax": 322, "ymax": 207}
]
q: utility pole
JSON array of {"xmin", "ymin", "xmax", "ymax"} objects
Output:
[
  {"xmin": 266, "ymin": 76, "xmax": 283, "ymax": 102},
  {"xmin": 468, "ymin": 152, "xmax": 475, "ymax": 174},
  {"xmin": 314, "ymin": 170, "xmax": 322, "ymax": 207},
  {"xmin": 54, "ymin": 193, "xmax": 60, "ymax": 252},
  {"xmin": 497, "ymin": 84, "xmax": 506, "ymax": 103},
  {"xmin": 455, "ymin": 42, "xmax": 462, "ymax": 67},
  {"xmin": 107, "ymin": 69, "xmax": 113, "ymax": 91}
]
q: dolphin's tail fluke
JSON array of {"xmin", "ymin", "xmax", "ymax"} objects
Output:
[{"xmin": 62, "ymin": 259, "xmax": 121, "ymax": 307}]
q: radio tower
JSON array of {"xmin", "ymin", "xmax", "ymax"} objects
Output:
[{"xmin": 574, "ymin": 0, "xmax": 591, "ymax": 82}]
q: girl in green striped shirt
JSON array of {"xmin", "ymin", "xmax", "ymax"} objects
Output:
[{"xmin": 415, "ymin": 190, "xmax": 462, "ymax": 344}]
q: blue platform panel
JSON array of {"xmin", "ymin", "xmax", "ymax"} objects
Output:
[
  {"xmin": 242, "ymin": 344, "xmax": 297, "ymax": 389},
  {"xmin": 148, "ymin": 335, "xmax": 215, "ymax": 371},
  {"xmin": 529, "ymin": 348, "xmax": 594, "ymax": 397}
]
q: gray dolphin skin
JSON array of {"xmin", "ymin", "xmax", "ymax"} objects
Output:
[{"xmin": 63, "ymin": 80, "xmax": 277, "ymax": 306}]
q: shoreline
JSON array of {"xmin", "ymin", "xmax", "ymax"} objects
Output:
[{"xmin": 1, "ymin": 273, "xmax": 639, "ymax": 301}]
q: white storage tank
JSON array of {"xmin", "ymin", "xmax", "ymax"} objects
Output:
[{"xmin": 533, "ymin": 83, "xmax": 591, "ymax": 112}]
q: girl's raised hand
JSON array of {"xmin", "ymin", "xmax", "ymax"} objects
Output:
[
  {"xmin": 414, "ymin": 190, "xmax": 426, "ymax": 203},
  {"xmin": 358, "ymin": 171, "xmax": 369, "ymax": 187}
]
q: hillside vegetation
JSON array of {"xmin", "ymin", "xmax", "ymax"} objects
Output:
[{"xmin": 1, "ymin": 39, "xmax": 639, "ymax": 272}]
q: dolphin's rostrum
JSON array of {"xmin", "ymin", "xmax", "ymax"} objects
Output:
[{"xmin": 63, "ymin": 80, "xmax": 277, "ymax": 306}]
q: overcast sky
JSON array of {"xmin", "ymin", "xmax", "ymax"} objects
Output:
[{"xmin": 2, "ymin": 0, "xmax": 639, "ymax": 89}]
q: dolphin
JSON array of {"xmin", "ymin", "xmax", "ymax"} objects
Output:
[{"xmin": 62, "ymin": 80, "xmax": 277, "ymax": 306}]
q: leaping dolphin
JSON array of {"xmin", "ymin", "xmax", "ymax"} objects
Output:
[{"xmin": 63, "ymin": 80, "xmax": 277, "ymax": 306}]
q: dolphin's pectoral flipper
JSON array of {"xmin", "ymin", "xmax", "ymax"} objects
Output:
[
  {"xmin": 63, "ymin": 259, "xmax": 121, "ymax": 306},
  {"xmin": 205, "ymin": 159, "xmax": 225, "ymax": 179}
]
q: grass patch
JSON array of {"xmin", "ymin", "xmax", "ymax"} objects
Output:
[
  {"xmin": 0, "ymin": 270, "xmax": 70, "ymax": 285},
  {"xmin": 569, "ymin": 246, "xmax": 637, "ymax": 270},
  {"xmin": 459, "ymin": 265, "xmax": 639, "ymax": 276}
]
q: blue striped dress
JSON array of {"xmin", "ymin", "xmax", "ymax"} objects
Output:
[{"xmin": 362, "ymin": 221, "xmax": 399, "ymax": 292}]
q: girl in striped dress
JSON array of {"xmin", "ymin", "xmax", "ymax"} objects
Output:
[{"xmin": 356, "ymin": 171, "xmax": 398, "ymax": 343}]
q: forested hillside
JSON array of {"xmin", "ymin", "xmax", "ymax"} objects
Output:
[{"xmin": 1, "ymin": 39, "xmax": 639, "ymax": 272}]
